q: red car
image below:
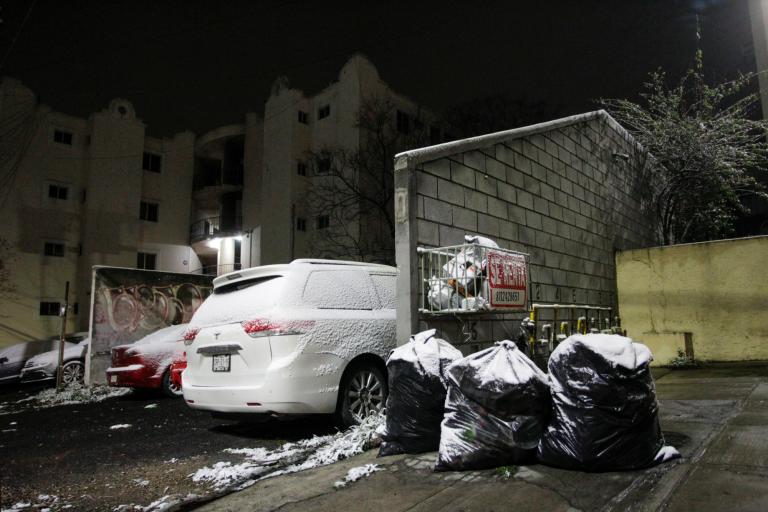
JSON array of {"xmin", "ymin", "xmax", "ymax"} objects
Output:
[
  {"xmin": 169, "ymin": 351, "xmax": 186, "ymax": 392},
  {"xmin": 106, "ymin": 324, "xmax": 188, "ymax": 397}
]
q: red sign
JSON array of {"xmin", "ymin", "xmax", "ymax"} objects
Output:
[{"xmin": 487, "ymin": 251, "xmax": 527, "ymax": 309}]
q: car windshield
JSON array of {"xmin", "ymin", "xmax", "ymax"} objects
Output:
[{"xmin": 191, "ymin": 275, "xmax": 284, "ymax": 327}]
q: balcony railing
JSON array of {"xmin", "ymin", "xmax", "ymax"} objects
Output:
[
  {"xmin": 193, "ymin": 167, "xmax": 244, "ymax": 191},
  {"xmin": 190, "ymin": 216, "xmax": 242, "ymax": 243}
]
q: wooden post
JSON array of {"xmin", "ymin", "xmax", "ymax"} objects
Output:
[{"xmin": 55, "ymin": 281, "xmax": 70, "ymax": 392}]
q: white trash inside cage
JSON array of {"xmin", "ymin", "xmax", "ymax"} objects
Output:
[{"xmin": 419, "ymin": 235, "xmax": 529, "ymax": 314}]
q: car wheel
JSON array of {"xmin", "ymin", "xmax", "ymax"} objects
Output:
[
  {"xmin": 336, "ymin": 362, "xmax": 387, "ymax": 428},
  {"xmin": 60, "ymin": 361, "xmax": 85, "ymax": 386},
  {"xmin": 161, "ymin": 369, "xmax": 183, "ymax": 398}
]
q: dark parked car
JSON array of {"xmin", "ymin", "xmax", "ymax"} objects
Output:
[
  {"xmin": 19, "ymin": 333, "xmax": 90, "ymax": 385},
  {"xmin": 0, "ymin": 333, "xmax": 88, "ymax": 385}
]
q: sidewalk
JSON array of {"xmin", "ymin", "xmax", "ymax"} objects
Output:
[{"xmin": 198, "ymin": 365, "xmax": 768, "ymax": 512}]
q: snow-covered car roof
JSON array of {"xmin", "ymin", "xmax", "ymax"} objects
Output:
[
  {"xmin": 133, "ymin": 324, "xmax": 188, "ymax": 346},
  {"xmin": 25, "ymin": 338, "xmax": 90, "ymax": 366},
  {"xmin": 212, "ymin": 259, "xmax": 396, "ymax": 291}
]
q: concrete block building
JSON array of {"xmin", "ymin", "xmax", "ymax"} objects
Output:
[{"xmin": 393, "ymin": 111, "xmax": 656, "ymax": 347}]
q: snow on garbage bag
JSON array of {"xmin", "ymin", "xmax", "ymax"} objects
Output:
[
  {"xmin": 435, "ymin": 340, "xmax": 551, "ymax": 471},
  {"xmin": 537, "ymin": 333, "xmax": 680, "ymax": 471},
  {"xmin": 379, "ymin": 329, "xmax": 464, "ymax": 456}
]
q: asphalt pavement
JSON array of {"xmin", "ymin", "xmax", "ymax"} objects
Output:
[
  {"xmin": 3, "ymin": 364, "xmax": 768, "ymax": 511},
  {"xmin": 200, "ymin": 364, "xmax": 768, "ymax": 512},
  {"xmin": 0, "ymin": 384, "xmax": 337, "ymax": 511}
]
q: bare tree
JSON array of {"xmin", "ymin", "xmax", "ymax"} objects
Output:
[
  {"xmin": 601, "ymin": 56, "xmax": 768, "ymax": 245},
  {"xmin": 303, "ymin": 96, "xmax": 429, "ymax": 264}
]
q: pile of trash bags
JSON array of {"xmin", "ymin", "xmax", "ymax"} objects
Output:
[
  {"xmin": 538, "ymin": 333, "xmax": 679, "ymax": 471},
  {"xmin": 427, "ymin": 234, "xmax": 499, "ymax": 311},
  {"xmin": 379, "ymin": 329, "xmax": 463, "ymax": 456},
  {"xmin": 435, "ymin": 340, "xmax": 550, "ymax": 471},
  {"xmin": 380, "ymin": 330, "xmax": 679, "ymax": 473}
]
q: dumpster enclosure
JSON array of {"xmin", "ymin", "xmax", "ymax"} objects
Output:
[{"xmin": 394, "ymin": 110, "xmax": 656, "ymax": 350}]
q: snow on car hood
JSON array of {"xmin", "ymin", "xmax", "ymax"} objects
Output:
[
  {"xmin": 112, "ymin": 324, "xmax": 188, "ymax": 372},
  {"xmin": 25, "ymin": 339, "xmax": 89, "ymax": 367}
]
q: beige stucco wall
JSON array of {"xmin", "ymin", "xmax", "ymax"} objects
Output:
[{"xmin": 616, "ymin": 236, "xmax": 768, "ymax": 364}]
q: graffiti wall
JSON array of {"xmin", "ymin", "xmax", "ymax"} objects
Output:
[{"xmin": 87, "ymin": 266, "xmax": 213, "ymax": 384}]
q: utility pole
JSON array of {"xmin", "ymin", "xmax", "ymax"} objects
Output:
[{"xmin": 55, "ymin": 281, "xmax": 69, "ymax": 392}]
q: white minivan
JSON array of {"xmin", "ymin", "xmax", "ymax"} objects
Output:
[{"xmin": 181, "ymin": 259, "xmax": 397, "ymax": 426}]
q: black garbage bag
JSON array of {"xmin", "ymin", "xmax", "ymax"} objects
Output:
[
  {"xmin": 537, "ymin": 333, "xmax": 680, "ymax": 471},
  {"xmin": 435, "ymin": 341, "xmax": 551, "ymax": 471},
  {"xmin": 379, "ymin": 329, "xmax": 463, "ymax": 456}
]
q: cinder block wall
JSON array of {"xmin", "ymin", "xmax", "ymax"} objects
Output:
[
  {"xmin": 394, "ymin": 110, "xmax": 656, "ymax": 347},
  {"xmin": 617, "ymin": 236, "xmax": 768, "ymax": 364}
]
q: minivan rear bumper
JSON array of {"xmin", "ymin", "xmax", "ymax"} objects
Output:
[{"xmin": 181, "ymin": 375, "xmax": 337, "ymax": 415}]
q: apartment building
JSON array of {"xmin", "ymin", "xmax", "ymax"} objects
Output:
[{"xmin": 0, "ymin": 54, "xmax": 431, "ymax": 346}]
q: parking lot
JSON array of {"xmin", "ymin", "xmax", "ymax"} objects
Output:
[
  {"xmin": 3, "ymin": 363, "xmax": 768, "ymax": 512},
  {"xmin": 0, "ymin": 385, "xmax": 338, "ymax": 511}
]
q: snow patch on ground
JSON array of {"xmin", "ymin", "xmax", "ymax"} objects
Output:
[
  {"xmin": 144, "ymin": 404, "xmax": 158, "ymax": 409},
  {"xmin": 0, "ymin": 384, "xmax": 130, "ymax": 414},
  {"xmin": 333, "ymin": 464, "xmax": 382, "ymax": 488},
  {"xmin": 1, "ymin": 494, "xmax": 65, "ymax": 512},
  {"xmin": 110, "ymin": 424, "xmax": 132, "ymax": 430},
  {"xmin": 132, "ymin": 479, "xmax": 149, "ymax": 487},
  {"xmin": 191, "ymin": 412, "xmax": 384, "ymax": 492}
]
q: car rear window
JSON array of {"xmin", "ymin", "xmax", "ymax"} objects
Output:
[
  {"xmin": 302, "ymin": 270, "xmax": 376, "ymax": 310},
  {"xmin": 191, "ymin": 275, "xmax": 284, "ymax": 327}
]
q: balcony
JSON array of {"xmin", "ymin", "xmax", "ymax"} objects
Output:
[{"xmin": 190, "ymin": 216, "xmax": 242, "ymax": 244}]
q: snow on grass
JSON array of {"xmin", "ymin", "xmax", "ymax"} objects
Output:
[
  {"xmin": 110, "ymin": 424, "xmax": 132, "ymax": 430},
  {"xmin": 1, "ymin": 384, "xmax": 130, "ymax": 414},
  {"xmin": 333, "ymin": 464, "xmax": 382, "ymax": 489},
  {"xmin": 192, "ymin": 412, "xmax": 384, "ymax": 492}
]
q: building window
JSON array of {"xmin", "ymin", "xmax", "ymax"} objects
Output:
[
  {"xmin": 48, "ymin": 184, "xmax": 68, "ymax": 200},
  {"xmin": 316, "ymin": 157, "xmax": 331, "ymax": 175},
  {"xmin": 296, "ymin": 217, "xmax": 307, "ymax": 232},
  {"xmin": 44, "ymin": 242, "xmax": 65, "ymax": 257},
  {"xmin": 53, "ymin": 130, "xmax": 73, "ymax": 145},
  {"xmin": 316, "ymin": 215, "xmax": 330, "ymax": 230},
  {"xmin": 318, "ymin": 105, "xmax": 330, "ymax": 120},
  {"xmin": 142, "ymin": 152, "xmax": 162, "ymax": 173},
  {"xmin": 137, "ymin": 252, "xmax": 157, "ymax": 270},
  {"xmin": 39, "ymin": 301, "xmax": 61, "ymax": 316},
  {"xmin": 297, "ymin": 162, "xmax": 307, "ymax": 176},
  {"xmin": 298, "ymin": 111, "xmax": 309, "ymax": 124},
  {"xmin": 396, "ymin": 110, "xmax": 411, "ymax": 134},
  {"xmin": 139, "ymin": 201, "xmax": 159, "ymax": 222}
]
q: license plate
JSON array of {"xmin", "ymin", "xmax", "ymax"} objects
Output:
[{"xmin": 212, "ymin": 354, "xmax": 231, "ymax": 372}]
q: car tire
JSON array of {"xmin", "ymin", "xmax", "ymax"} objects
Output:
[
  {"xmin": 161, "ymin": 369, "xmax": 183, "ymax": 398},
  {"xmin": 60, "ymin": 360, "xmax": 85, "ymax": 386},
  {"xmin": 336, "ymin": 362, "xmax": 388, "ymax": 428}
]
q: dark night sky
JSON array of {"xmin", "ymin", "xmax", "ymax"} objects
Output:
[{"xmin": 0, "ymin": 0, "xmax": 757, "ymax": 137}]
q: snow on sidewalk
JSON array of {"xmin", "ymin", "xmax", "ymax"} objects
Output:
[{"xmin": 191, "ymin": 412, "xmax": 385, "ymax": 491}]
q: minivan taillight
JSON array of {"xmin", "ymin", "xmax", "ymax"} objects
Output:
[
  {"xmin": 241, "ymin": 319, "xmax": 314, "ymax": 338},
  {"xmin": 182, "ymin": 328, "xmax": 200, "ymax": 345}
]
